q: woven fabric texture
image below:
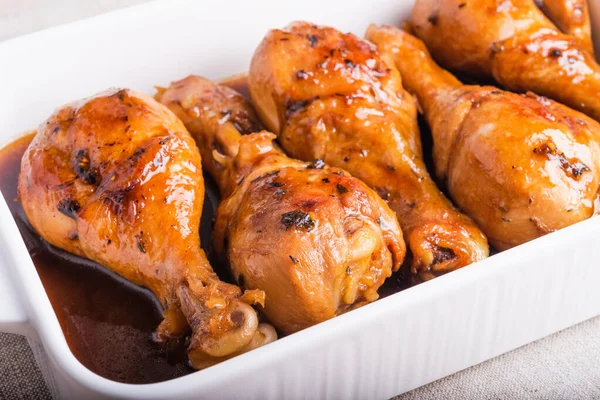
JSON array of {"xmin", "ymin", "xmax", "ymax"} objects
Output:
[{"xmin": 0, "ymin": 334, "xmax": 50, "ymax": 400}]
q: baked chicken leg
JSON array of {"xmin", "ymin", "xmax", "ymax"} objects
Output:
[
  {"xmin": 248, "ymin": 21, "xmax": 488, "ymax": 280},
  {"xmin": 155, "ymin": 76, "xmax": 405, "ymax": 334},
  {"xmin": 411, "ymin": 0, "xmax": 600, "ymax": 120},
  {"xmin": 18, "ymin": 89, "xmax": 275, "ymax": 370},
  {"xmin": 366, "ymin": 25, "xmax": 600, "ymax": 249}
]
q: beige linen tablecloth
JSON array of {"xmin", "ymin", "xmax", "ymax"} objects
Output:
[{"xmin": 1, "ymin": 1, "xmax": 599, "ymax": 399}]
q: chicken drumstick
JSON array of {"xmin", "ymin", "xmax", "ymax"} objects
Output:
[
  {"xmin": 18, "ymin": 89, "xmax": 275, "ymax": 370},
  {"xmin": 248, "ymin": 21, "xmax": 488, "ymax": 280},
  {"xmin": 156, "ymin": 76, "xmax": 406, "ymax": 334},
  {"xmin": 411, "ymin": 0, "xmax": 600, "ymax": 120},
  {"xmin": 366, "ymin": 25, "xmax": 600, "ymax": 249}
]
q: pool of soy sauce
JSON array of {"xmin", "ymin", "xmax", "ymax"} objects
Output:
[
  {"xmin": 0, "ymin": 134, "xmax": 201, "ymax": 383},
  {"xmin": 0, "ymin": 76, "xmax": 412, "ymax": 384}
]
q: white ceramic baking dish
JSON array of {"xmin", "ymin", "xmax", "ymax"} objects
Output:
[{"xmin": 1, "ymin": 0, "xmax": 600, "ymax": 398}]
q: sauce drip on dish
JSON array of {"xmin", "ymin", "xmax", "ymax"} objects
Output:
[{"xmin": 0, "ymin": 76, "xmax": 411, "ymax": 383}]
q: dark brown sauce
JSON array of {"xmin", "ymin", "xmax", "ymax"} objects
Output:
[
  {"xmin": 0, "ymin": 76, "xmax": 413, "ymax": 384},
  {"xmin": 0, "ymin": 134, "xmax": 201, "ymax": 383}
]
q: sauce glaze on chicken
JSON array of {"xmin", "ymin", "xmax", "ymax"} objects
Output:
[
  {"xmin": 156, "ymin": 76, "xmax": 406, "ymax": 334},
  {"xmin": 17, "ymin": 89, "xmax": 275, "ymax": 370},
  {"xmin": 248, "ymin": 21, "xmax": 489, "ymax": 280},
  {"xmin": 367, "ymin": 25, "xmax": 600, "ymax": 249},
  {"xmin": 411, "ymin": 0, "xmax": 600, "ymax": 120}
]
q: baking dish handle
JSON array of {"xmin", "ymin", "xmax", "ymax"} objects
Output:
[{"xmin": 0, "ymin": 195, "xmax": 29, "ymax": 336}]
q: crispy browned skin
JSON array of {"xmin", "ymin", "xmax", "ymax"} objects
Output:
[
  {"xmin": 248, "ymin": 21, "xmax": 488, "ymax": 281},
  {"xmin": 367, "ymin": 25, "xmax": 600, "ymax": 249},
  {"xmin": 18, "ymin": 89, "xmax": 276, "ymax": 370},
  {"xmin": 411, "ymin": 0, "xmax": 600, "ymax": 120},
  {"xmin": 156, "ymin": 76, "xmax": 406, "ymax": 334}
]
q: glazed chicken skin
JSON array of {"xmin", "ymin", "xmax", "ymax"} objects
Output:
[
  {"xmin": 367, "ymin": 25, "xmax": 600, "ymax": 249},
  {"xmin": 541, "ymin": 0, "xmax": 593, "ymax": 51},
  {"xmin": 155, "ymin": 76, "xmax": 405, "ymax": 334},
  {"xmin": 18, "ymin": 89, "xmax": 276, "ymax": 370},
  {"xmin": 248, "ymin": 21, "xmax": 488, "ymax": 280},
  {"xmin": 411, "ymin": 0, "xmax": 600, "ymax": 120}
]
